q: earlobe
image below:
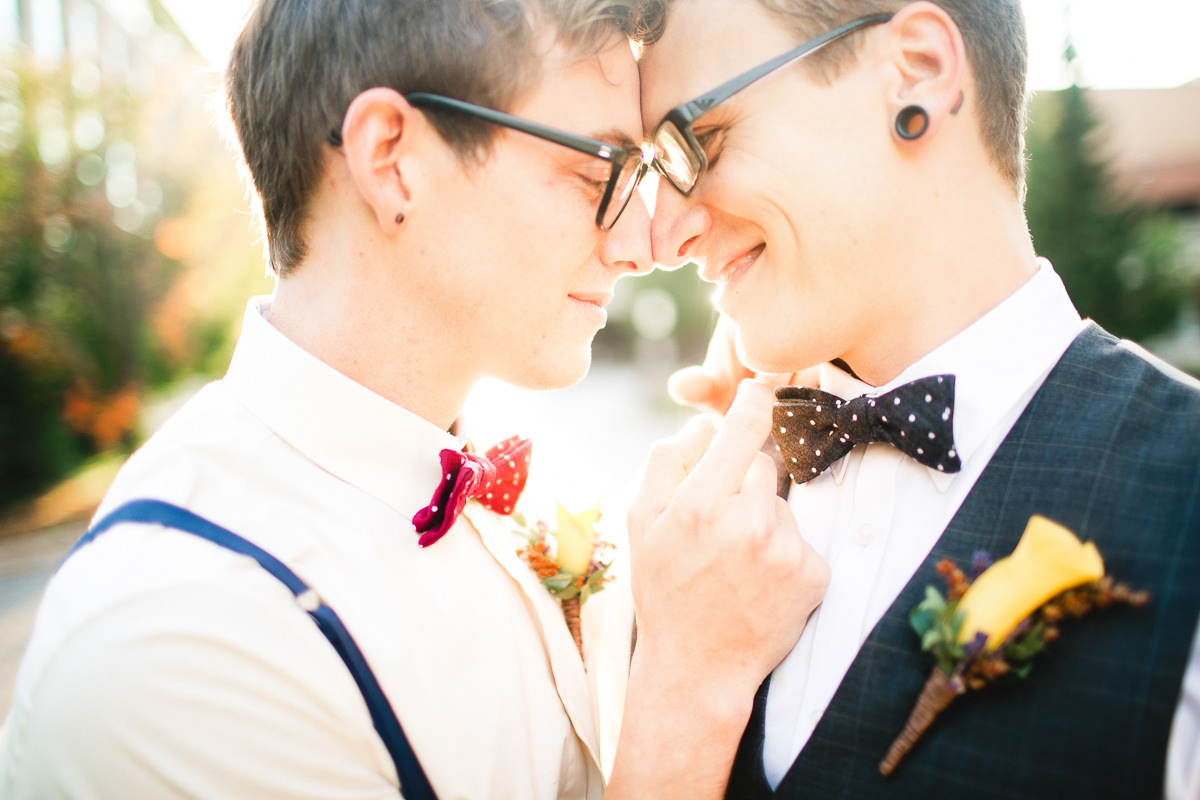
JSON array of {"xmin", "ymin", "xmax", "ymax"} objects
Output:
[
  {"xmin": 340, "ymin": 88, "xmax": 416, "ymax": 231},
  {"xmin": 885, "ymin": 1, "xmax": 965, "ymax": 142},
  {"xmin": 895, "ymin": 105, "xmax": 929, "ymax": 140}
]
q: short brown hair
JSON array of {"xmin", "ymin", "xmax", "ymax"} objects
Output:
[
  {"xmin": 632, "ymin": 0, "xmax": 1028, "ymax": 192},
  {"xmin": 227, "ymin": 0, "xmax": 640, "ymax": 275}
]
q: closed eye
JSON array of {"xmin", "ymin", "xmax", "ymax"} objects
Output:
[
  {"xmin": 694, "ymin": 127, "xmax": 726, "ymax": 167},
  {"xmin": 576, "ymin": 167, "xmax": 610, "ymax": 199},
  {"xmin": 576, "ymin": 173, "xmax": 604, "ymax": 197}
]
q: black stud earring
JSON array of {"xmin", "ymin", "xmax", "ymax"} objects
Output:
[
  {"xmin": 895, "ymin": 105, "xmax": 929, "ymax": 140},
  {"xmin": 395, "ymin": 212, "xmax": 405, "ymax": 225}
]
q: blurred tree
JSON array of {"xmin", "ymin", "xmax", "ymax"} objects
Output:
[
  {"xmin": 1025, "ymin": 82, "xmax": 1189, "ymax": 343},
  {"xmin": 0, "ymin": 62, "xmax": 180, "ymax": 509}
]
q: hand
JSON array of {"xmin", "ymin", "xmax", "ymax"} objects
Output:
[
  {"xmin": 628, "ymin": 379, "xmax": 829, "ymax": 690},
  {"xmin": 607, "ymin": 380, "xmax": 828, "ymax": 799},
  {"xmin": 669, "ymin": 316, "xmax": 817, "ymax": 415}
]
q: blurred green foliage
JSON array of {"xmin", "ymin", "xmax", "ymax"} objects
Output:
[
  {"xmin": 1026, "ymin": 84, "xmax": 1190, "ymax": 342},
  {"xmin": 0, "ymin": 61, "xmax": 180, "ymax": 510}
]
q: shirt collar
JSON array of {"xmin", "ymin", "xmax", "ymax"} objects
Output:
[
  {"xmin": 223, "ymin": 296, "xmax": 458, "ymax": 520},
  {"xmin": 818, "ymin": 258, "xmax": 1083, "ymax": 491}
]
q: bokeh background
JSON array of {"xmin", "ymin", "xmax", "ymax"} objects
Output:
[{"xmin": 1, "ymin": 0, "xmax": 1199, "ymax": 526}]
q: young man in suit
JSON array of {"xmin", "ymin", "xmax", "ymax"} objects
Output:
[
  {"xmin": 0, "ymin": 1, "xmax": 827, "ymax": 797},
  {"xmin": 633, "ymin": 0, "xmax": 1200, "ymax": 795}
]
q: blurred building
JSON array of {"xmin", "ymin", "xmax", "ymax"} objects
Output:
[
  {"xmin": 0, "ymin": 0, "xmax": 213, "ymax": 237},
  {"xmin": 1085, "ymin": 82, "xmax": 1200, "ymax": 369},
  {"xmin": 1, "ymin": 0, "xmax": 194, "ymax": 84},
  {"xmin": 1086, "ymin": 82, "xmax": 1200, "ymax": 212}
]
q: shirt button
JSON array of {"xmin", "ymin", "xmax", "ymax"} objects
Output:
[
  {"xmin": 808, "ymin": 710, "xmax": 823, "ymax": 729},
  {"xmin": 855, "ymin": 523, "xmax": 875, "ymax": 547}
]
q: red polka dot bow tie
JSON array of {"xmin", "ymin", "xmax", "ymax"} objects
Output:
[
  {"xmin": 412, "ymin": 435, "xmax": 532, "ymax": 547},
  {"xmin": 773, "ymin": 375, "xmax": 961, "ymax": 485}
]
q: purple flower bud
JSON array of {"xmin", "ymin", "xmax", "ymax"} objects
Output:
[
  {"xmin": 962, "ymin": 631, "xmax": 989, "ymax": 661},
  {"xmin": 970, "ymin": 550, "xmax": 993, "ymax": 580}
]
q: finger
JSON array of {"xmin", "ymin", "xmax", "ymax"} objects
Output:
[
  {"xmin": 630, "ymin": 414, "xmax": 716, "ymax": 523},
  {"xmin": 683, "ymin": 379, "xmax": 774, "ymax": 499},
  {"xmin": 724, "ymin": 453, "xmax": 784, "ymax": 548},
  {"xmin": 757, "ymin": 371, "xmax": 798, "ymax": 389},
  {"xmin": 667, "ymin": 366, "xmax": 718, "ymax": 410},
  {"xmin": 741, "ymin": 451, "xmax": 780, "ymax": 498}
]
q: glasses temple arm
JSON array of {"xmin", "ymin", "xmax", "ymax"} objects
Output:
[
  {"xmin": 406, "ymin": 93, "xmax": 626, "ymax": 162},
  {"xmin": 678, "ymin": 13, "xmax": 893, "ymax": 122}
]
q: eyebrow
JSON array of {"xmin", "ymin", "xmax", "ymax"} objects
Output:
[
  {"xmin": 690, "ymin": 103, "xmax": 737, "ymax": 128},
  {"xmin": 589, "ymin": 128, "xmax": 639, "ymax": 149}
]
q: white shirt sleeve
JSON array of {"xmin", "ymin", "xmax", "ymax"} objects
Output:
[
  {"xmin": 1166, "ymin": 614, "xmax": 1200, "ymax": 800},
  {"xmin": 1, "ymin": 576, "xmax": 401, "ymax": 800}
]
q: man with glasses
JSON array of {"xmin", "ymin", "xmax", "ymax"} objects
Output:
[
  {"xmin": 632, "ymin": 0, "xmax": 1200, "ymax": 796},
  {"xmin": 0, "ymin": 1, "xmax": 828, "ymax": 798}
]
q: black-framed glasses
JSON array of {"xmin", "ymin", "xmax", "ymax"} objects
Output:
[
  {"xmin": 329, "ymin": 93, "xmax": 648, "ymax": 231},
  {"xmin": 650, "ymin": 13, "xmax": 893, "ymax": 196}
]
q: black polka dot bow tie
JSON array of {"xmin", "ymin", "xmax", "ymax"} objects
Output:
[{"xmin": 773, "ymin": 375, "xmax": 961, "ymax": 485}]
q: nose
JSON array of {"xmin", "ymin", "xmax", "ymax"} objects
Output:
[
  {"xmin": 599, "ymin": 189, "xmax": 654, "ymax": 275},
  {"xmin": 651, "ymin": 178, "xmax": 709, "ymax": 270}
]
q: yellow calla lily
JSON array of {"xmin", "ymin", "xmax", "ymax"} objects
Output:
[
  {"xmin": 957, "ymin": 515, "xmax": 1104, "ymax": 650},
  {"xmin": 555, "ymin": 503, "xmax": 600, "ymax": 575}
]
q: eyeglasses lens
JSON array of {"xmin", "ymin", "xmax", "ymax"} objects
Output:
[
  {"xmin": 601, "ymin": 156, "xmax": 645, "ymax": 230},
  {"xmin": 653, "ymin": 123, "xmax": 702, "ymax": 194}
]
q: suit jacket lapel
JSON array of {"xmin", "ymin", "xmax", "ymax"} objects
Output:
[{"xmin": 461, "ymin": 504, "xmax": 602, "ymax": 770}]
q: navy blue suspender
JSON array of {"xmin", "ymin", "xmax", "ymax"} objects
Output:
[{"xmin": 66, "ymin": 499, "xmax": 438, "ymax": 800}]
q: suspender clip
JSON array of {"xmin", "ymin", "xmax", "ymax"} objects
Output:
[{"xmin": 296, "ymin": 588, "xmax": 322, "ymax": 612}]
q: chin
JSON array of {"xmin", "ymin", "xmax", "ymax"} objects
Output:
[
  {"xmin": 503, "ymin": 346, "xmax": 593, "ymax": 392},
  {"xmin": 734, "ymin": 324, "xmax": 809, "ymax": 376}
]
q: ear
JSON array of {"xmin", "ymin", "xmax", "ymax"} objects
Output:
[
  {"xmin": 883, "ymin": 1, "xmax": 966, "ymax": 141},
  {"xmin": 338, "ymin": 88, "xmax": 421, "ymax": 232}
]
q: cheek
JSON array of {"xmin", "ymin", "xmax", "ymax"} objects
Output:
[{"xmin": 703, "ymin": 142, "xmax": 805, "ymax": 229}]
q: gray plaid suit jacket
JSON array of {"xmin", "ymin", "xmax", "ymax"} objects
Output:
[{"xmin": 727, "ymin": 323, "xmax": 1200, "ymax": 800}]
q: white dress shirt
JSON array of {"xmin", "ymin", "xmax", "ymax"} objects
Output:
[
  {"xmin": 763, "ymin": 259, "xmax": 1200, "ymax": 798},
  {"xmin": 0, "ymin": 297, "xmax": 604, "ymax": 799}
]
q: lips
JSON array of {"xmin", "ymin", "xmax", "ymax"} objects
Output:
[
  {"xmin": 567, "ymin": 290, "xmax": 613, "ymax": 327},
  {"xmin": 703, "ymin": 243, "xmax": 764, "ymax": 286},
  {"xmin": 567, "ymin": 290, "xmax": 613, "ymax": 309}
]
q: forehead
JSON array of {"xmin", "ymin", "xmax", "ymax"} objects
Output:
[
  {"xmin": 639, "ymin": 0, "xmax": 801, "ymax": 128},
  {"xmin": 512, "ymin": 35, "xmax": 642, "ymax": 145}
]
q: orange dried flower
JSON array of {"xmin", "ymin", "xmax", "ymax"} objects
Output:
[{"xmin": 935, "ymin": 559, "xmax": 970, "ymax": 600}]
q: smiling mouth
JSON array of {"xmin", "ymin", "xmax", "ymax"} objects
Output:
[{"xmin": 713, "ymin": 244, "xmax": 765, "ymax": 286}]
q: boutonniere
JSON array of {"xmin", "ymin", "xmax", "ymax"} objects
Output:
[
  {"xmin": 880, "ymin": 515, "xmax": 1149, "ymax": 776},
  {"xmin": 512, "ymin": 504, "xmax": 615, "ymax": 659}
]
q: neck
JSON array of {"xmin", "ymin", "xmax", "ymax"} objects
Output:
[
  {"xmin": 841, "ymin": 168, "xmax": 1038, "ymax": 387},
  {"xmin": 266, "ymin": 233, "xmax": 474, "ymax": 433}
]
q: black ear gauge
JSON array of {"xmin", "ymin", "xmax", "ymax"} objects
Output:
[{"xmin": 895, "ymin": 105, "xmax": 929, "ymax": 140}]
